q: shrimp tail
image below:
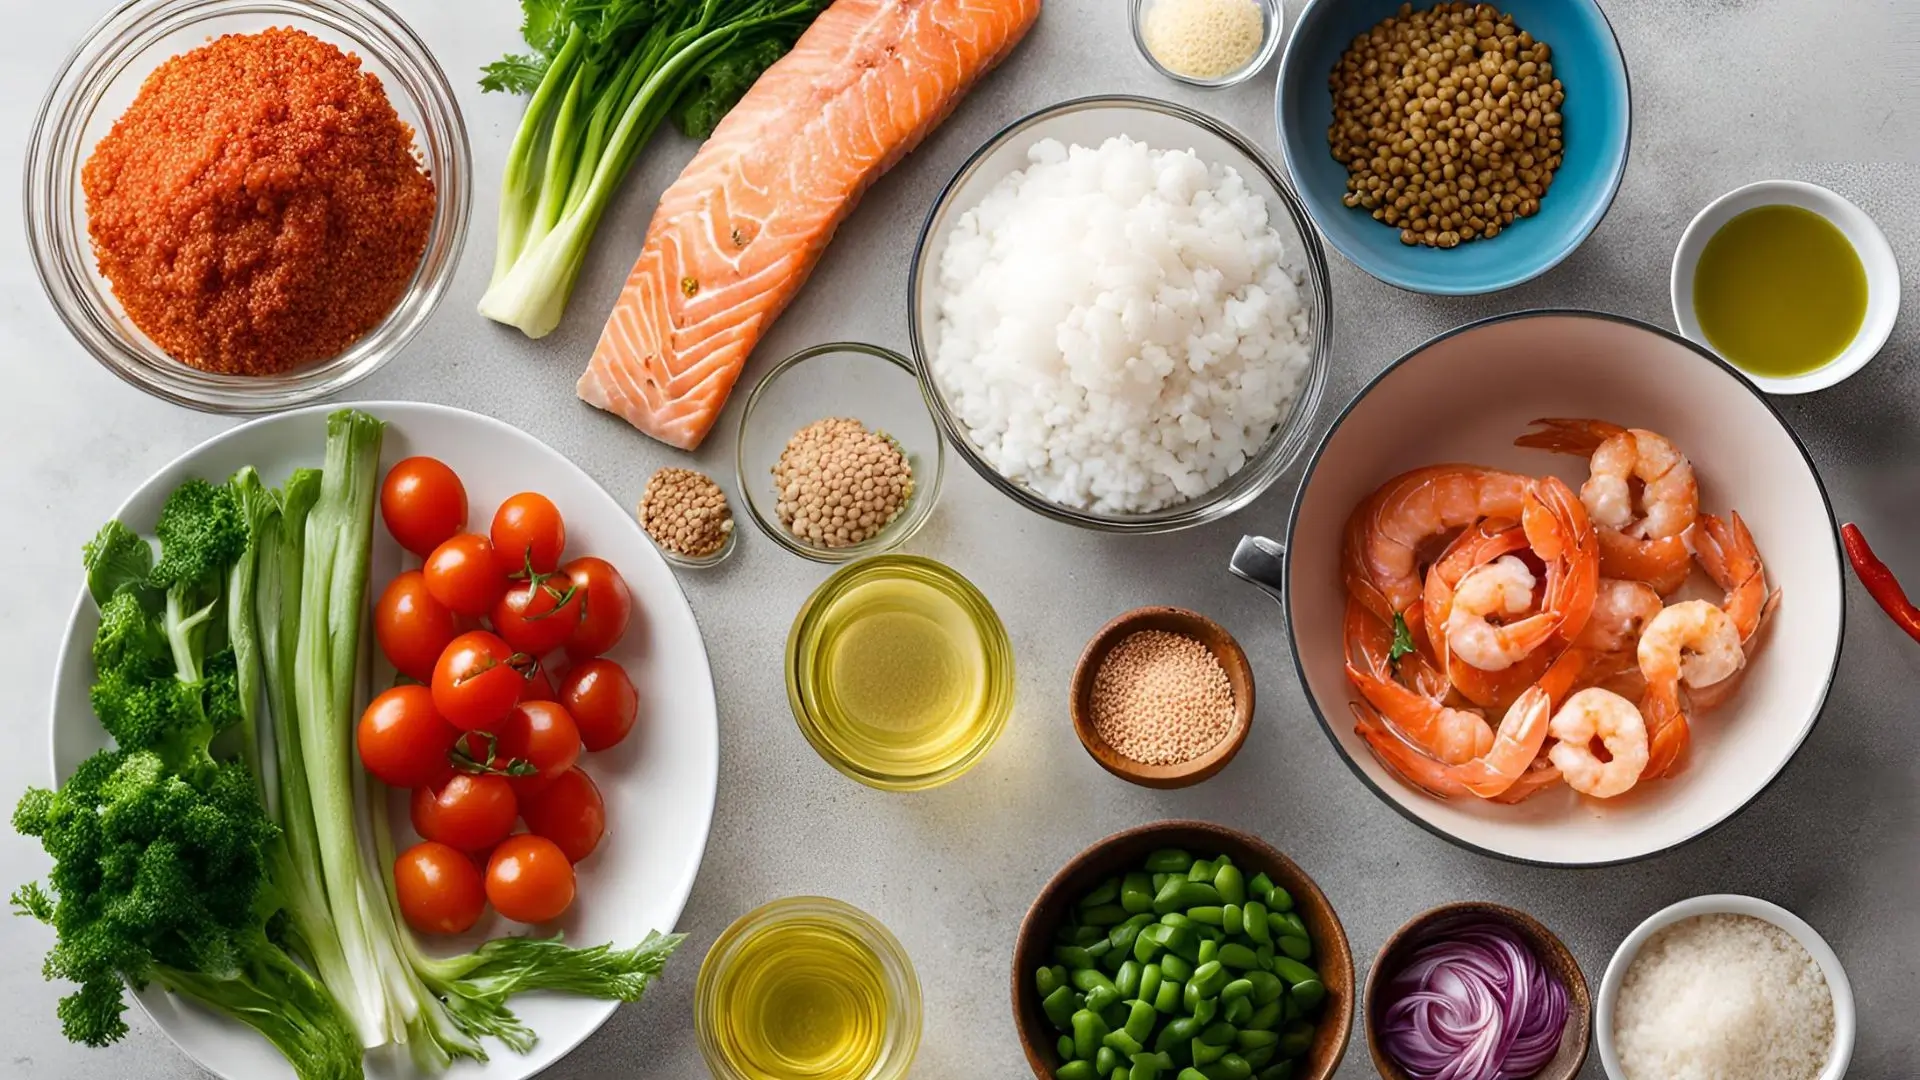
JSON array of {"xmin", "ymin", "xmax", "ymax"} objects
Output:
[
  {"xmin": 1351, "ymin": 702, "xmax": 1462, "ymax": 799},
  {"xmin": 1641, "ymin": 680, "xmax": 1690, "ymax": 779},
  {"xmin": 1514, "ymin": 418, "xmax": 1628, "ymax": 455}
]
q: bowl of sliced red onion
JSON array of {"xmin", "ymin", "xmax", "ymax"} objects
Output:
[{"xmin": 1364, "ymin": 902, "xmax": 1592, "ymax": 1080}]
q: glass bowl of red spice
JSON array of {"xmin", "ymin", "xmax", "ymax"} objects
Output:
[{"xmin": 26, "ymin": 0, "xmax": 471, "ymax": 413}]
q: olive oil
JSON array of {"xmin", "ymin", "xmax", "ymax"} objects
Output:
[
  {"xmin": 698, "ymin": 898, "xmax": 921, "ymax": 1080},
  {"xmin": 1692, "ymin": 204, "xmax": 1868, "ymax": 378},
  {"xmin": 787, "ymin": 556, "xmax": 1014, "ymax": 790}
]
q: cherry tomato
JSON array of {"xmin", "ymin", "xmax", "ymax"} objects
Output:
[
  {"xmin": 518, "ymin": 662, "xmax": 557, "ymax": 703},
  {"xmin": 491, "ymin": 493, "xmax": 566, "ymax": 577},
  {"xmin": 423, "ymin": 533, "xmax": 509, "ymax": 617},
  {"xmin": 521, "ymin": 767, "xmax": 605, "ymax": 863},
  {"xmin": 412, "ymin": 774, "xmax": 518, "ymax": 852},
  {"xmin": 562, "ymin": 557, "xmax": 633, "ymax": 659},
  {"xmin": 493, "ymin": 576, "xmax": 584, "ymax": 656},
  {"xmin": 374, "ymin": 571, "xmax": 460, "ymax": 683},
  {"xmin": 393, "ymin": 841, "xmax": 487, "ymax": 935},
  {"xmin": 484, "ymin": 701, "xmax": 581, "ymax": 798},
  {"xmin": 381, "ymin": 457, "xmax": 468, "ymax": 558},
  {"xmin": 357, "ymin": 685, "xmax": 459, "ymax": 789},
  {"xmin": 558, "ymin": 659, "xmax": 639, "ymax": 752},
  {"xmin": 485, "ymin": 835, "xmax": 576, "ymax": 924},
  {"xmin": 432, "ymin": 631, "xmax": 527, "ymax": 732}
]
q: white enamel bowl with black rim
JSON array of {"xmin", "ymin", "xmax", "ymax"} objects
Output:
[
  {"xmin": 46, "ymin": 402, "xmax": 719, "ymax": 1079},
  {"xmin": 1230, "ymin": 311, "xmax": 1844, "ymax": 866}
]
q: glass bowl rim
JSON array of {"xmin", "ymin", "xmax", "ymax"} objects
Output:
[
  {"xmin": 23, "ymin": 0, "xmax": 473, "ymax": 414},
  {"xmin": 695, "ymin": 894, "xmax": 924, "ymax": 1080},
  {"xmin": 906, "ymin": 94, "xmax": 1335, "ymax": 535},
  {"xmin": 783, "ymin": 554, "xmax": 1015, "ymax": 792},
  {"xmin": 1129, "ymin": 0, "xmax": 1287, "ymax": 89},
  {"xmin": 733, "ymin": 341, "xmax": 947, "ymax": 563}
]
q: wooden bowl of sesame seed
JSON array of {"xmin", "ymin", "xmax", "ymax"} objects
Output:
[{"xmin": 1070, "ymin": 606, "xmax": 1254, "ymax": 788}]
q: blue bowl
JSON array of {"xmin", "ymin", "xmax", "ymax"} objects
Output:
[{"xmin": 1276, "ymin": 0, "xmax": 1631, "ymax": 295}]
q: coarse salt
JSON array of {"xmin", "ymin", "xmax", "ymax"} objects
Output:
[{"xmin": 1613, "ymin": 913, "xmax": 1835, "ymax": 1080}]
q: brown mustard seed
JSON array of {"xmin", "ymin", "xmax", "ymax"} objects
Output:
[
  {"xmin": 1327, "ymin": 2, "xmax": 1565, "ymax": 249},
  {"xmin": 772, "ymin": 418, "xmax": 914, "ymax": 549},
  {"xmin": 1090, "ymin": 630, "xmax": 1235, "ymax": 766},
  {"xmin": 639, "ymin": 467, "xmax": 733, "ymax": 559}
]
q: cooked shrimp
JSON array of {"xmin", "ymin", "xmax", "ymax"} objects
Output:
[
  {"xmin": 1346, "ymin": 600, "xmax": 1492, "ymax": 765},
  {"xmin": 1422, "ymin": 517, "xmax": 1528, "ymax": 660},
  {"xmin": 1445, "ymin": 557, "xmax": 1554, "ymax": 671},
  {"xmin": 1637, "ymin": 600, "xmax": 1744, "ymax": 779},
  {"xmin": 1516, "ymin": 419, "xmax": 1698, "ymax": 594},
  {"xmin": 1692, "ymin": 511, "xmax": 1778, "ymax": 644},
  {"xmin": 1352, "ymin": 687, "xmax": 1553, "ymax": 800},
  {"xmin": 1343, "ymin": 465, "xmax": 1533, "ymax": 633},
  {"xmin": 1490, "ymin": 753, "xmax": 1564, "ymax": 804},
  {"xmin": 1576, "ymin": 579, "xmax": 1664, "ymax": 653},
  {"xmin": 1547, "ymin": 688, "xmax": 1651, "ymax": 798}
]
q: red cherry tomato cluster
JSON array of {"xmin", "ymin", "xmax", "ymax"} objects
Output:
[{"xmin": 366, "ymin": 457, "xmax": 639, "ymax": 936}]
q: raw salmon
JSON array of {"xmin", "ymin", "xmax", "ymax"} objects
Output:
[{"xmin": 577, "ymin": 0, "xmax": 1044, "ymax": 450}]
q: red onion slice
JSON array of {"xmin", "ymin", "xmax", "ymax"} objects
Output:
[{"xmin": 1377, "ymin": 920, "xmax": 1570, "ymax": 1080}]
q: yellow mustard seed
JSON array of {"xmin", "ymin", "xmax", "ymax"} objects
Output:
[{"xmin": 1143, "ymin": 0, "xmax": 1265, "ymax": 81}]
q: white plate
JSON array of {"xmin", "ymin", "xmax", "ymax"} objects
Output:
[
  {"xmin": 46, "ymin": 402, "xmax": 719, "ymax": 1079},
  {"xmin": 1239, "ymin": 311, "xmax": 1845, "ymax": 866}
]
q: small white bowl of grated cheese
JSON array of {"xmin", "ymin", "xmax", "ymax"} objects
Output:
[{"xmin": 1597, "ymin": 894, "xmax": 1854, "ymax": 1080}]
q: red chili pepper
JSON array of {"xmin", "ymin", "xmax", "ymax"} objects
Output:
[{"xmin": 1841, "ymin": 522, "xmax": 1920, "ymax": 644}]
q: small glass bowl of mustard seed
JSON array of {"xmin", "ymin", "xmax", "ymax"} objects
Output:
[
  {"xmin": 735, "ymin": 343, "xmax": 945, "ymax": 564},
  {"xmin": 638, "ymin": 466, "xmax": 737, "ymax": 569},
  {"xmin": 1131, "ymin": 0, "xmax": 1285, "ymax": 89},
  {"xmin": 27, "ymin": 0, "xmax": 471, "ymax": 413}
]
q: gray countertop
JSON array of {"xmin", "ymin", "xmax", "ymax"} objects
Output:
[{"xmin": 4, "ymin": 1, "xmax": 1916, "ymax": 1077}]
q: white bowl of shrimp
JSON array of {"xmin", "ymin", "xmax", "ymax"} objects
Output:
[{"xmin": 1230, "ymin": 310, "xmax": 1845, "ymax": 866}]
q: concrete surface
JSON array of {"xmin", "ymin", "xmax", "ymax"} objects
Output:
[{"xmin": 3, "ymin": 0, "xmax": 1916, "ymax": 1077}]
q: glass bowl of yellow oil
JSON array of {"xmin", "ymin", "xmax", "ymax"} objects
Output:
[
  {"xmin": 786, "ymin": 555, "xmax": 1015, "ymax": 791},
  {"xmin": 697, "ymin": 896, "xmax": 922, "ymax": 1080},
  {"xmin": 1672, "ymin": 179, "xmax": 1900, "ymax": 395}
]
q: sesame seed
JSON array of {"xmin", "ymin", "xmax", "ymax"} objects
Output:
[{"xmin": 1090, "ymin": 630, "xmax": 1235, "ymax": 766}]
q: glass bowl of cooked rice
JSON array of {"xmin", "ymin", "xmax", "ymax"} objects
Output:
[
  {"xmin": 26, "ymin": 0, "xmax": 471, "ymax": 413},
  {"xmin": 907, "ymin": 95, "xmax": 1333, "ymax": 534}
]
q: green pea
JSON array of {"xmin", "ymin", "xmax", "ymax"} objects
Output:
[
  {"xmin": 1235, "ymin": 1029, "xmax": 1279, "ymax": 1052},
  {"xmin": 1289, "ymin": 980, "xmax": 1325, "ymax": 1013},
  {"xmin": 1125, "ymin": 999, "xmax": 1158, "ymax": 1040},
  {"xmin": 1096, "ymin": 1046, "xmax": 1119, "ymax": 1075},
  {"xmin": 1245, "ymin": 1001, "xmax": 1281, "ymax": 1031},
  {"xmin": 1187, "ymin": 858, "xmax": 1216, "ymax": 883},
  {"xmin": 1163, "ymin": 924, "xmax": 1203, "ymax": 963},
  {"xmin": 1197, "ymin": 938, "xmax": 1219, "ymax": 966},
  {"xmin": 1210, "ymin": 1052, "xmax": 1255, "ymax": 1080},
  {"xmin": 1270, "ymin": 957, "xmax": 1319, "ymax": 988},
  {"xmin": 1085, "ymin": 938, "xmax": 1114, "ymax": 963},
  {"xmin": 1058, "ymin": 945, "xmax": 1094, "ymax": 970},
  {"xmin": 1244, "ymin": 971, "xmax": 1284, "ymax": 1006},
  {"xmin": 1122, "ymin": 872, "xmax": 1157, "ymax": 914},
  {"xmin": 1277, "ymin": 912, "xmax": 1307, "ymax": 939},
  {"xmin": 1183, "ymin": 977, "xmax": 1202, "ymax": 1015},
  {"xmin": 1071, "ymin": 924, "xmax": 1108, "ymax": 947},
  {"xmin": 1145, "ymin": 848, "xmax": 1195, "ymax": 873},
  {"xmin": 1138, "ymin": 962, "xmax": 1163, "ymax": 1004},
  {"xmin": 1154, "ymin": 879, "xmax": 1224, "ymax": 916},
  {"xmin": 1058, "ymin": 1034, "xmax": 1077, "ymax": 1061},
  {"xmin": 1110, "ymin": 924, "xmax": 1144, "ymax": 958},
  {"xmin": 1222, "ymin": 903, "xmax": 1243, "ymax": 936},
  {"xmin": 1087, "ymin": 984, "xmax": 1121, "ymax": 1013},
  {"xmin": 1276, "ymin": 935, "xmax": 1311, "ymax": 962},
  {"xmin": 1223, "ymin": 995, "xmax": 1253, "ymax": 1026},
  {"xmin": 1192, "ymin": 1038, "xmax": 1228, "ymax": 1066},
  {"xmin": 1255, "ymin": 944, "xmax": 1274, "ymax": 972},
  {"xmin": 1187, "ymin": 905, "xmax": 1224, "ymax": 926},
  {"xmin": 1083, "ymin": 877, "xmax": 1122, "ymax": 907},
  {"xmin": 1161, "ymin": 912, "xmax": 1195, "ymax": 930},
  {"xmin": 1154, "ymin": 1016, "xmax": 1201, "ymax": 1052},
  {"xmin": 1192, "ymin": 996, "xmax": 1219, "ymax": 1026},
  {"xmin": 1042, "ymin": 985, "xmax": 1082, "ymax": 1030},
  {"xmin": 1190, "ymin": 959, "xmax": 1230, "ymax": 998},
  {"xmin": 1198, "ymin": 1020, "xmax": 1237, "ymax": 1046},
  {"xmin": 1130, "ymin": 1052, "xmax": 1172, "ymax": 1080},
  {"xmin": 1073, "ymin": 1009, "xmax": 1111, "ymax": 1060},
  {"xmin": 1242, "ymin": 902, "xmax": 1270, "ymax": 947},
  {"xmin": 1152, "ymin": 873, "xmax": 1172, "ymax": 893},
  {"xmin": 1159, "ymin": 953, "xmax": 1194, "ymax": 982},
  {"xmin": 1220, "ymin": 978, "xmax": 1255, "ymax": 1003},
  {"xmin": 1038, "ymin": 965, "xmax": 1066, "ymax": 996},
  {"xmin": 1154, "ymin": 978, "xmax": 1184, "ymax": 1014},
  {"xmin": 1247, "ymin": 872, "xmax": 1275, "ymax": 902},
  {"xmin": 1178, "ymin": 1069, "xmax": 1211, "ymax": 1080},
  {"xmin": 1084, "ymin": 903, "xmax": 1129, "ymax": 928},
  {"xmin": 1103, "ymin": 1029, "xmax": 1145, "ymax": 1056},
  {"xmin": 1218, "ymin": 943, "xmax": 1261, "ymax": 970},
  {"xmin": 1214, "ymin": 864, "xmax": 1246, "ymax": 906},
  {"xmin": 1276, "ymin": 1021, "xmax": 1314, "ymax": 1058},
  {"xmin": 1055, "ymin": 1061, "xmax": 1097, "ymax": 1080},
  {"xmin": 1256, "ymin": 1063, "xmax": 1295, "ymax": 1080},
  {"xmin": 1114, "ymin": 960, "xmax": 1142, "ymax": 1000},
  {"xmin": 1241, "ymin": 1043, "xmax": 1275, "ymax": 1069},
  {"xmin": 1267, "ymin": 886, "xmax": 1294, "ymax": 913}
]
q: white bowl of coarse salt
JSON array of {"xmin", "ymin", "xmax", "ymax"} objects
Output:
[{"xmin": 1596, "ymin": 895, "xmax": 1854, "ymax": 1080}]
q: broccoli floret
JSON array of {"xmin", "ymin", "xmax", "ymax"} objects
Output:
[
  {"xmin": 82, "ymin": 521, "xmax": 155, "ymax": 609},
  {"xmin": 201, "ymin": 649, "xmax": 243, "ymax": 735},
  {"xmin": 90, "ymin": 673, "xmax": 208, "ymax": 761},
  {"xmin": 149, "ymin": 480, "xmax": 246, "ymax": 592},
  {"xmin": 92, "ymin": 591, "xmax": 169, "ymax": 680}
]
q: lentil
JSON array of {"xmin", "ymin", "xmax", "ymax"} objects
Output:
[
  {"xmin": 1091, "ymin": 630, "xmax": 1235, "ymax": 765},
  {"xmin": 1141, "ymin": 0, "xmax": 1265, "ymax": 81},
  {"xmin": 773, "ymin": 418, "xmax": 913, "ymax": 549},
  {"xmin": 1327, "ymin": 3, "xmax": 1565, "ymax": 249},
  {"xmin": 82, "ymin": 27, "xmax": 436, "ymax": 374},
  {"xmin": 639, "ymin": 467, "xmax": 733, "ymax": 559}
]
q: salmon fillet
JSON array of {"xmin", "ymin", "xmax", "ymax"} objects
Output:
[{"xmin": 577, "ymin": 0, "xmax": 1044, "ymax": 450}]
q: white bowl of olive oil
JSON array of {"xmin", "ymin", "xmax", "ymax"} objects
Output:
[{"xmin": 1672, "ymin": 180, "xmax": 1899, "ymax": 394}]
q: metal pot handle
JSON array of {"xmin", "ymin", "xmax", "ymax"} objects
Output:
[{"xmin": 1229, "ymin": 535, "xmax": 1287, "ymax": 607}]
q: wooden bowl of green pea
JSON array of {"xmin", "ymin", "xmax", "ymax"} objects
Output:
[{"xmin": 1012, "ymin": 820, "xmax": 1354, "ymax": 1080}]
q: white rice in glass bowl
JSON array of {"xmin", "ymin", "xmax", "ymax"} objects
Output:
[{"xmin": 929, "ymin": 134, "xmax": 1314, "ymax": 515}]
